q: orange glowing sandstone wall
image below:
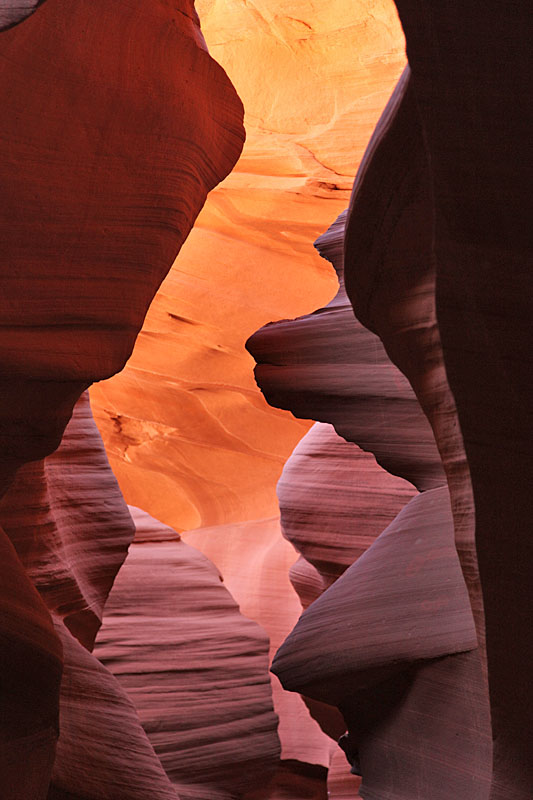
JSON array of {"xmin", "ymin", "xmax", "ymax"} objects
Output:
[{"xmin": 90, "ymin": 0, "xmax": 406, "ymax": 534}]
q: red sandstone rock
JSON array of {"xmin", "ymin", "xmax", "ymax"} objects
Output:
[
  {"xmin": 89, "ymin": 0, "xmax": 406, "ymax": 535},
  {"xmin": 0, "ymin": 0, "xmax": 244, "ymax": 383},
  {"xmin": 0, "ymin": 528, "xmax": 62, "ymax": 800},
  {"xmin": 0, "ymin": 393, "xmax": 135, "ymax": 651},
  {"xmin": 0, "ymin": 394, "xmax": 177, "ymax": 799},
  {"xmin": 249, "ymin": 123, "xmax": 493, "ymax": 796},
  {"xmin": 272, "ymin": 489, "xmax": 490, "ymax": 799},
  {"xmin": 0, "ymin": 3, "xmax": 244, "ymax": 796},
  {"xmin": 85, "ymin": 11, "xmax": 406, "ymax": 794},
  {"xmin": 95, "ymin": 507, "xmax": 280, "ymax": 800},
  {"xmin": 340, "ymin": 650, "xmax": 490, "ymax": 800},
  {"xmin": 183, "ymin": 516, "xmax": 336, "ymax": 790},
  {"xmin": 273, "ymin": 488, "xmax": 477, "ymax": 699},
  {"xmin": 0, "ymin": 392, "xmax": 136, "ymax": 798}
]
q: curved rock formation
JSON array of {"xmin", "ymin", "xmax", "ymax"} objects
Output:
[
  {"xmin": 247, "ymin": 209, "xmax": 444, "ymax": 492},
  {"xmin": 0, "ymin": 528, "xmax": 62, "ymax": 800},
  {"xmin": 343, "ymin": 63, "xmax": 484, "ymax": 661},
  {"xmin": 274, "ymin": 488, "xmax": 477, "ymax": 700},
  {"xmin": 0, "ymin": 393, "xmax": 135, "ymax": 650},
  {"xmin": 89, "ymin": 0, "xmax": 407, "ymax": 534},
  {"xmin": 183, "ymin": 515, "xmax": 336, "ymax": 793},
  {"xmin": 0, "ymin": 2, "xmax": 244, "ymax": 796},
  {"xmin": 87, "ymin": 8, "xmax": 408, "ymax": 796},
  {"xmin": 50, "ymin": 623, "xmax": 179, "ymax": 800},
  {"xmin": 0, "ymin": 0, "xmax": 244, "ymax": 384},
  {"xmin": 273, "ymin": 490, "xmax": 491, "ymax": 800},
  {"xmin": 247, "ymin": 90, "xmax": 493, "ymax": 795},
  {"xmin": 278, "ymin": 422, "xmax": 416, "ymax": 591},
  {"xmin": 95, "ymin": 507, "xmax": 280, "ymax": 800},
  {"xmin": 388, "ymin": 5, "xmax": 533, "ymax": 796}
]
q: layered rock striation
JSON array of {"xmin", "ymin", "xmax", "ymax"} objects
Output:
[
  {"xmin": 388, "ymin": 5, "xmax": 533, "ymax": 797},
  {"xmin": 87, "ymin": 6, "xmax": 408, "ymax": 796},
  {"xmin": 0, "ymin": 394, "xmax": 178, "ymax": 800},
  {"xmin": 96, "ymin": 507, "xmax": 280, "ymax": 800},
  {"xmin": 2, "ymin": 1, "xmax": 527, "ymax": 799},
  {"xmin": 0, "ymin": 2, "xmax": 244, "ymax": 796},
  {"xmin": 278, "ymin": 422, "xmax": 416, "ymax": 593},
  {"xmin": 248, "ymin": 131, "xmax": 493, "ymax": 794},
  {"xmin": 0, "ymin": 0, "xmax": 45, "ymax": 31}
]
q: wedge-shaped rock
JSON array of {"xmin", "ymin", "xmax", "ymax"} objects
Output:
[
  {"xmin": 96, "ymin": 507, "xmax": 280, "ymax": 800},
  {"xmin": 247, "ymin": 210, "xmax": 443, "ymax": 492},
  {"xmin": 272, "ymin": 487, "xmax": 477, "ymax": 703}
]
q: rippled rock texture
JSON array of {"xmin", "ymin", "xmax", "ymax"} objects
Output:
[
  {"xmin": 0, "ymin": 394, "xmax": 178, "ymax": 800},
  {"xmin": 89, "ymin": 4, "xmax": 407, "ymax": 795},
  {"xmin": 247, "ymin": 2, "xmax": 532, "ymax": 793},
  {"xmin": 249, "ymin": 124, "xmax": 493, "ymax": 793},
  {"xmin": 95, "ymin": 507, "xmax": 280, "ymax": 800},
  {"xmin": 3, "ymin": 0, "xmax": 529, "ymax": 798},
  {"xmin": 0, "ymin": 0, "xmax": 44, "ymax": 31},
  {"xmin": 0, "ymin": 1, "xmax": 244, "ymax": 796}
]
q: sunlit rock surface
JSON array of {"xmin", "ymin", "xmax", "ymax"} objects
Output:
[
  {"xmin": 96, "ymin": 507, "xmax": 280, "ymax": 800},
  {"xmin": 90, "ymin": 0, "xmax": 406, "ymax": 533},
  {"xmin": 3, "ymin": 0, "xmax": 525, "ymax": 797},
  {"xmin": 88, "ymin": 5, "xmax": 407, "ymax": 795}
]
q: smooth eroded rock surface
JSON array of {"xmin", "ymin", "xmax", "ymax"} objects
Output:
[
  {"xmin": 90, "ymin": 0, "xmax": 406, "ymax": 533},
  {"xmin": 0, "ymin": 0, "xmax": 244, "ymax": 382},
  {"xmin": 273, "ymin": 487, "xmax": 477, "ymax": 702},
  {"xmin": 343, "ymin": 62, "xmax": 485, "ymax": 664},
  {"xmin": 184, "ymin": 515, "xmax": 336, "ymax": 776}
]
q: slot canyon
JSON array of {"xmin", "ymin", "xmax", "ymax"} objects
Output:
[{"xmin": 0, "ymin": 1, "xmax": 531, "ymax": 799}]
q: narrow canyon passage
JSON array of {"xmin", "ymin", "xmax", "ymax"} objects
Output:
[{"xmin": 0, "ymin": 1, "xmax": 530, "ymax": 799}]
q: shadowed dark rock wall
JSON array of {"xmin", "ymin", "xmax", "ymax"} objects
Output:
[{"xmin": 389, "ymin": 4, "xmax": 533, "ymax": 797}]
